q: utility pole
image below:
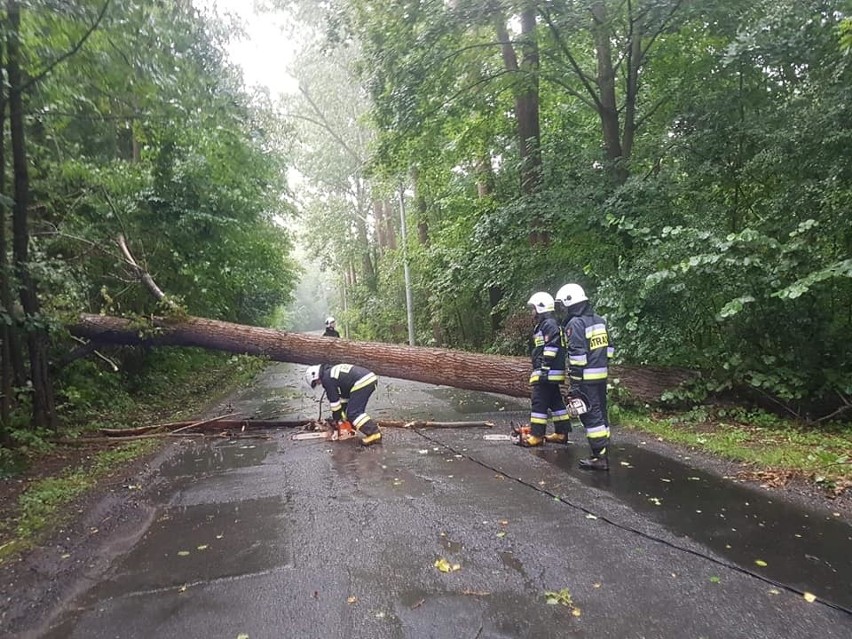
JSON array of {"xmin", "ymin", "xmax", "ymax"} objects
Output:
[{"xmin": 398, "ymin": 186, "xmax": 415, "ymax": 346}]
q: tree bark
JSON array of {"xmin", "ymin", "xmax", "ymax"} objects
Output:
[
  {"xmin": 0, "ymin": 35, "xmax": 12, "ymax": 442},
  {"xmin": 7, "ymin": 1, "xmax": 56, "ymax": 429},
  {"xmin": 411, "ymin": 166, "xmax": 429, "ymax": 246},
  {"xmin": 69, "ymin": 313, "xmax": 694, "ymax": 404},
  {"xmin": 591, "ymin": 0, "xmax": 627, "ymax": 185}
]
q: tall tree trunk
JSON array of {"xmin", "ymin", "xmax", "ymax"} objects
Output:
[
  {"xmin": 7, "ymin": 0, "xmax": 56, "ymax": 429},
  {"xmin": 354, "ymin": 214, "xmax": 376, "ymax": 291},
  {"xmin": 0, "ymin": 36, "xmax": 9, "ymax": 439},
  {"xmin": 494, "ymin": 7, "xmax": 547, "ymax": 244},
  {"xmin": 591, "ymin": 0, "xmax": 627, "ymax": 185},
  {"xmin": 382, "ymin": 200, "xmax": 397, "ymax": 250},
  {"xmin": 411, "ymin": 166, "xmax": 429, "ymax": 246},
  {"xmin": 0, "ymin": 41, "xmax": 10, "ymax": 443},
  {"xmin": 474, "ymin": 154, "xmax": 504, "ymax": 335},
  {"xmin": 372, "ymin": 199, "xmax": 386, "ymax": 249}
]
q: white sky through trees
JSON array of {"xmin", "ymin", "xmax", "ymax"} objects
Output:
[{"xmin": 194, "ymin": 0, "xmax": 299, "ymax": 97}]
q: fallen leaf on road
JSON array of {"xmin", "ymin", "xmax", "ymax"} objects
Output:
[
  {"xmin": 177, "ymin": 551, "xmax": 190, "ymax": 556},
  {"xmin": 593, "ymin": 583, "xmax": 601, "ymax": 589},
  {"xmin": 769, "ymin": 589, "xmax": 780, "ymax": 595},
  {"xmin": 754, "ymin": 559, "xmax": 767, "ymax": 567},
  {"xmin": 347, "ymin": 596, "xmax": 357, "ymax": 604},
  {"xmin": 660, "ymin": 478, "xmax": 672, "ymax": 483},
  {"xmin": 61, "ymin": 553, "xmax": 71, "ymax": 559},
  {"xmin": 499, "ymin": 520, "xmax": 509, "ymax": 525},
  {"xmin": 649, "ymin": 497, "xmax": 662, "ymax": 506},
  {"xmin": 544, "ymin": 588, "xmax": 578, "ymax": 614},
  {"xmin": 237, "ymin": 634, "xmax": 249, "ymax": 639},
  {"xmin": 803, "ymin": 592, "xmax": 817, "ymax": 603},
  {"xmin": 197, "ymin": 545, "xmax": 208, "ymax": 551},
  {"xmin": 434, "ymin": 558, "xmax": 461, "ymax": 573},
  {"xmin": 710, "ymin": 576, "xmax": 721, "ymax": 583},
  {"xmin": 585, "ymin": 514, "xmax": 597, "ymax": 520},
  {"xmin": 179, "ymin": 585, "xmax": 187, "ymax": 593},
  {"xmin": 497, "ymin": 531, "xmax": 507, "ymax": 538}
]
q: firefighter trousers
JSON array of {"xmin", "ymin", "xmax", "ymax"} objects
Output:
[
  {"xmin": 347, "ymin": 382, "xmax": 379, "ymax": 436},
  {"xmin": 530, "ymin": 382, "xmax": 571, "ymax": 438},
  {"xmin": 575, "ymin": 381, "xmax": 610, "ymax": 458}
]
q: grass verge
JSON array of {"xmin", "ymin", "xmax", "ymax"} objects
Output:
[
  {"xmin": 0, "ymin": 351, "xmax": 268, "ymax": 563},
  {"xmin": 613, "ymin": 404, "xmax": 852, "ymax": 495}
]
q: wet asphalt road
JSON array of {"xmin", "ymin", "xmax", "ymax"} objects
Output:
[{"xmin": 38, "ymin": 363, "xmax": 852, "ymax": 638}]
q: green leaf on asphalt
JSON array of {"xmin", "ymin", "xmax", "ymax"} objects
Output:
[
  {"xmin": 710, "ymin": 576, "xmax": 721, "ymax": 583},
  {"xmin": 177, "ymin": 550, "xmax": 190, "ymax": 556},
  {"xmin": 755, "ymin": 559, "xmax": 767, "ymax": 567}
]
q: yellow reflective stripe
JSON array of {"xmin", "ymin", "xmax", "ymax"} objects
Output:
[
  {"xmin": 607, "ymin": 347, "xmax": 614, "ymax": 358},
  {"xmin": 586, "ymin": 425, "xmax": 610, "ymax": 438},
  {"xmin": 329, "ymin": 400, "xmax": 343, "ymax": 411},
  {"xmin": 548, "ymin": 372, "xmax": 566, "ymax": 381},
  {"xmin": 552, "ymin": 413, "xmax": 571, "ymax": 422},
  {"xmin": 330, "ymin": 363, "xmax": 352, "ymax": 379},
  {"xmin": 585, "ymin": 323, "xmax": 607, "ymax": 338},
  {"xmin": 351, "ymin": 373, "xmax": 377, "ymax": 391},
  {"xmin": 533, "ymin": 336, "xmax": 545, "ymax": 346},
  {"xmin": 584, "ymin": 369, "xmax": 608, "ymax": 380},
  {"xmin": 353, "ymin": 413, "xmax": 370, "ymax": 428},
  {"xmin": 569, "ymin": 355, "xmax": 587, "ymax": 365},
  {"xmin": 530, "ymin": 416, "xmax": 548, "ymax": 425}
]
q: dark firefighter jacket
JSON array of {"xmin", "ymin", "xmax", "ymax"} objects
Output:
[
  {"xmin": 529, "ymin": 314, "xmax": 566, "ymax": 384},
  {"xmin": 319, "ymin": 363, "xmax": 378, "ymax": 421},
  {"xmin": 563, "ymin": 310, "xmax": 614, "ymax": 382}
]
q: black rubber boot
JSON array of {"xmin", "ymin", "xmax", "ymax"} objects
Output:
[{"xmin": 578, "ymin": 456, "xmax": 609, "ymax": 471}]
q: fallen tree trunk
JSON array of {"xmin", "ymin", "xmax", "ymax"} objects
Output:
[{"xmin": 71, "ymin": 313, "xmax": 694, "ymax": 403}]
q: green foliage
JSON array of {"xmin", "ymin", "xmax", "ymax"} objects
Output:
[
  {"xmin": 263, "ymin": 0, "xmax": 852, "ymax": 417},
  {"xmin": 17, "ymin": 0, "xmax": 298, "ymax": 328}
]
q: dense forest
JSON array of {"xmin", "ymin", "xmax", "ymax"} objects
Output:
[
  {"xmin": 0, "ymin": 0, "xmax": 850, "ymax": 450},
  {"xmin": 283, "ymin": 0, "xmax": 851, "ymax": 419},
  {"xmin": 0, "ymin": 0, "xmax": 298, "ymax": 444}
]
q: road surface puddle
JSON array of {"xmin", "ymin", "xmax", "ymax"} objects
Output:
[
  {"xmin": 86, "ymin": 497, "xmax": 291, "ymax": 598},
  {"xmin": 161, "ymin": 440, "xmax": 277, "ymax": 477},
  {"xmin": 535, "ymin": 443, "xmax": 852, "ymax": 608}
]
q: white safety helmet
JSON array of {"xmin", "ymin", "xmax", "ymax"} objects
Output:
[
  {"xmin": 527, "ymin": 291, "xmax": 555, "ymax": 314},
  {"xmin": 305, "ymin": 364, "xmax": 322, "ymax": 389},
  {"xmin": 325, "ymin": 316, "xmax": 335, "ymax": 327},
  {"xmin": 555, "ymin": 283, "xmax": 588, "ymax": 307}
]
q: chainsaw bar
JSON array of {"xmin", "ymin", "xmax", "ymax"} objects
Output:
[
  {"xmin": 290, "ymin": 432, "xmax": 327, "ymax": 441},
  {"xmin": 290, "ymin": 431, "xmax": 359, "ymax": 442}
]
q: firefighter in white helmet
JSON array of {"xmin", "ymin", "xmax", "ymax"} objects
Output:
[
  {"xmin": 516, "ymin": 292, "xmax": 571, "ymax": 447},
  {"xmin": 323, "ymin": 316, "xmax": 340, "ymax": 338},
  {"xmin": 554, "ymin": 283, "xmax": 614, "ymax": 470},
  {"xmin": 305, "ymin": 363, "xmax": 382, "ymax": 446}
]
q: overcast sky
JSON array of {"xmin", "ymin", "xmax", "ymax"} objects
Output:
[{"xmin": 194, "ymin": 0, "xmax": 299, "ymax": 97}]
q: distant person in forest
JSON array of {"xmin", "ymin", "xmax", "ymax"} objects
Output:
[
  {"xmin": 554, "ymin": 283, "xmax": 614, "ymax": 470},
  {"xmin": 516, "ymin": 292, "xmax": 571, "ymax": 447},
  {"xmin": 305, "ymin": 363, "xmax": 382, "ymax": 446},
  {"xmin": 323, "ymin": 316, "xmax": 340, "ymax": 338}
]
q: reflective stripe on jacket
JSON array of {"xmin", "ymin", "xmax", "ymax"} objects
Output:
[
  {"xmin": 529, "ymin": 314, "xmax": 566, "ymax": 384},
  {"xmin": 320, "ymin": 363, "xmax": 378, "ymax": 419},
  {"xmin": 563, "ymin": 313, "xmax": 613, "ymax": 382}
]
